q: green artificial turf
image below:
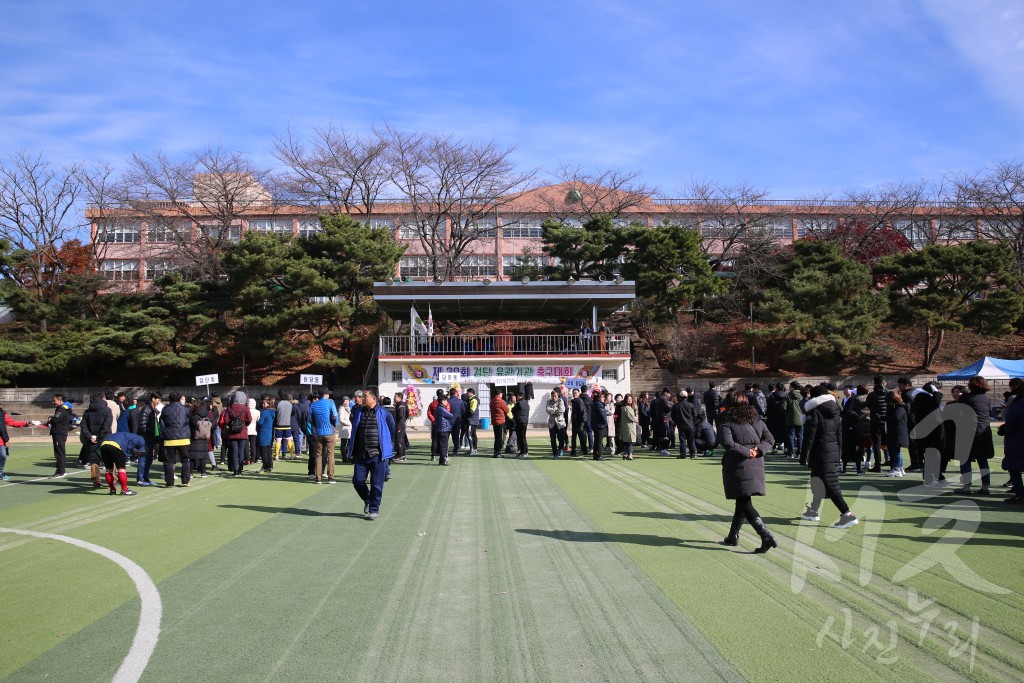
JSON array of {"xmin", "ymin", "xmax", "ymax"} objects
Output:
[{"xmin": 1, "ymin": 438, "xmax": 1022, "ymax": 682}]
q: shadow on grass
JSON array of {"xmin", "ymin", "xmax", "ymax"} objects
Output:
[
  {"xmin": 515, "ymin": 527, "xmax": 726, "ymax": 550},
  {"xmin": 219, "ymin": 504, "xmax": 366, "ymax": 518}
]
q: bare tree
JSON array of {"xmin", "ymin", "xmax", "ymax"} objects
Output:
[
  {"xmin": 948, "ymin": 161, "xmax": 1024, "ymax": 277},
  {"xmin": 675, "ymin": 179, "xmax": 781, "ymax": 269},
  {"xmin": 118, "ymin": 147, "xmax": 278, "ymax": 280},
  {"xmin": 273, "ymin": 124, "xmax": 392, "ymax": 217},
  {"xmin": 0, "ymin": 151, "xmax": 88, "ymax": 331},
  {"xmin": 833, "ymin": 180, "xmax": 934, "ymax": 257},
  {"xmin": 386, "ymin": 125, "xmax": 535, "ymax": 280},
  {"xmin": 534, "ymin": 165, "xmax": 657, "ymax": 222}
]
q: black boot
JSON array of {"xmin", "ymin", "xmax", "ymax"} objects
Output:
[
  {"xmin": 720, "ymin": 514, "xmax": 742, "ymax": 546},
  {"xmin": 751, "ymin": 517, "xmax": 778, "ymax": 554}
]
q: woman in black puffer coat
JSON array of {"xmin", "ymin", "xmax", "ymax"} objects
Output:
[
  {"xmin": 719, "ymin": 391, "xmax": 777, "ymax": 553},
  {"xmin": 956, "ymin": 376, "xmax": 995, "ymax": 495},
  {"xmin": 800, "ymin": 385, "xmax": 858, "ymax": 528}
]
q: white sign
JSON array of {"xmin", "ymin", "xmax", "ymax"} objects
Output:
[
  {"xmin": 301, "ymin": 374, "xmax": 323, "ymax": 386},
  {"xmin": 438, "ymin": 372, "xmax": 462, "ymax": 384},
  {"xmin": 195, "ymin": 373, "xmax": 219, "ymax": 386}
]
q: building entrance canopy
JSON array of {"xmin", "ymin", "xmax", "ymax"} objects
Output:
[{"xmin": 372, "ymin": 280, "xmax": 635, "ymax": 321}]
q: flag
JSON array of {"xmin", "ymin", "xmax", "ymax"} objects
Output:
[
  {"xmin": 411, "ymin": 306, "xmax": 429, "ymax": 336},
  {"xmin": 427, "ymin": 305, "xmax": 434, "ymax": 336}
]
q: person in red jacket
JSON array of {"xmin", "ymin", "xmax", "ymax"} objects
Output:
[
  {"xmin": 218, "ymin": 391, "xmax": 253, "ymax": 476},
  {"xmin": 490, "ymin": 390, "xmax": 508, "ymax": 458}
]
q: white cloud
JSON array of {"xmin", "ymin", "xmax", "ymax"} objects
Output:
[{"xmin": 924, "ymin": 0, "xmax": 1024, "ymax": 110}]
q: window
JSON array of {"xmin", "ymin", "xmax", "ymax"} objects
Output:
[
  {"xmin": 502, "ymin": 218, "xmax": 543, "ymax": 238},
  {"xmin": 399, "ymin": 220, "xmax": 446, "ymax": 240},
  {"xmin": 98, "ymin": 222, "xmax": 141, "ymax": 243},
  {"xmin": 298, "ymin": 219, "xmax": 322, "ymax": 238},
  {"xmin": 893, "ymin": 219, "xmax": 929, "ymax": 248},
  {"xmin": 749, "ymin": 219, "xmax": 792, "ymax": 239},
  {"xmin": 200, "ymin": 223, "xmax": 241, "ymax": 243},
  {"xmin": 700, "ymin": 218, "xmax": 743, "ymax": 238},
  {"xmin": 454, "ymin": 255, "xmax": 497, "ymax": 278},
  {"xmin": 247, "ymin": 219, "xmax": 292, "ymax": 235},
  {"xmin": 502, "ymin": 254, "xmax": 542, "ymax": 273},
  {"xmin": 147, "ymin": 221, "xmax": 185, "ymax": 243},
  {"xmin": 100, "ymin": 259, "xmax": 140, "ymax": 281},
  {"xmin": 145, "ymin": 259, "xmax": 181, "ymax": 280},
  {"xmin": 796, "ymin": 217, "xmax": 838, "ymax": 238},
  {"xmin": 352, "ymin": 217, "xmax": 394, "ymax": 231},
  {"xmin": 937, "ymin": 218, "xmax": 977, "ymax": 241},
  {"xmin": 613, "ymin": 216, "xmax": 643, "ymax": 229},
  {"xmin": 603, "ymin": 368, "xmax": 619, "ymax": 381},
  {"xmin": 453, "ymin": 217, "xmax": 497, "ymax": 238},
  {"xmin": 399, "ymin": 255, "xmax": 433, "ymax": 278},
  {"xmin": 391, "ymin": 370, "xmax": 403, "ymax": 382}
]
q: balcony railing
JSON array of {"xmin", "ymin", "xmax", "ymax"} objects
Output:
[{"xmin": 379, "ymin": 333, "xmax": 630, "ymax": 356}]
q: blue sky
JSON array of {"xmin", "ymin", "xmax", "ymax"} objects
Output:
[{"xmin": 1, "ymin": 0, "xmax": 1023, "ymax": 198}]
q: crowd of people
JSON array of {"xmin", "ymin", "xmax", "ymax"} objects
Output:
[{"xmin": 21, "ymin": 371, "xmax": 1021, "ymax": 529}]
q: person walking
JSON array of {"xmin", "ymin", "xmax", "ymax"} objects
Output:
[
  {"xmin": 309, "ymin": 387, "xmax": 339, "ymax": 484},
  {"xmin": 703, "ymin": 382, "xmax": 722, "ymax": 431},
  {"xmin": 955, "ymin": 376, "xmax": 995, "ymax": 495},
  {"xmin": 765, "ymin": 383, "xmax": 787, "ymax": 453},
  {"xmin": 490, "ymin": 389, "xmax": 508, "ymax": 458},
  {"xmin": 393, "ymin": 392, "xmax": 408, "ymax": 462},
  {"xmin": 618, "ymin": 393, "xmax": 638, "ymax": 460},
  {"xmin": 718, "ymin": 391, "xmax": 778, "ymax": 553},
  {"xmin": 799, "ymin": 385, "xmax": 858, "ymax": 528},
  {"xmin": 159, "ymin": 393, "xmax": 192, "ymax": 488},
  {"xmin": 545, "ymin": 389, "xmax": 567, "ymax": 459},
  {"xmin": 348, "ymin": 388, "xmax": 397, "ymax": 519},
  {"xmin": 427, "ymin": 389, "xmax": 443, "ymax": 461},
  {"xmin": 671, "ymin": 390, "xmax": 698, "ymax": 459}
]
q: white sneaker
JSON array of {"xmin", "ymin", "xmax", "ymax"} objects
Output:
[
  {"xmin": 886, "ymin": 469, "xmax": 898, "ymax": 478},
  {"xmin": 800, "ymin": 507, "xmax": 820, "ymax": 522},
  {"xmin": 469, "ymin": 449, "xmax": 478, "ymax": 456},
  {"xmin": 894, "ymin": 468, "xmax": 905, "ymax": 478},
  {"xmin": 834, "ymin": 513, "xmax": 859, "ymax": 529},
  {"xmin": 659, "ymin": 450, "xmax": 670, "ymax": 457}
]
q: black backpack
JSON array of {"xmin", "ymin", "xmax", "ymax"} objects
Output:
[{"xmin": 227, "ymin": 413, "xmax": 245, "ymax": 435}]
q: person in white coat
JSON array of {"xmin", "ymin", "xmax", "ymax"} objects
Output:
[{"xmin": 338, "ymin": 398, "xmax": 353, "ymax": 463}]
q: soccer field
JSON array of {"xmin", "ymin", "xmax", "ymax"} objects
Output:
[{"xmin": 1, "ymin": 437, "xmax": 1022, "ymax": 682}]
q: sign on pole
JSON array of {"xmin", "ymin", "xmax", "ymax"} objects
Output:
[
  {"xmin": 301, "ymin": 374, "xmax": 323, "ymax": 391},
  {"xmin": 196, "ymin": 373, "xmax": 219, "ymax": 397},
  {"xmin": 438, "ymin": 372, "xmax": 461, "ymax": 385}
]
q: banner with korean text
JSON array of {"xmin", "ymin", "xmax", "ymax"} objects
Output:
[{"xmin": 402, "ymin": 363, "xmax": 602, "ymax": 385}]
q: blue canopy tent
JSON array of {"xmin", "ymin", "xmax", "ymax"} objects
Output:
[{"xmin": 937, "ymin": 357, "xmax": 1024, "ymax": 381}]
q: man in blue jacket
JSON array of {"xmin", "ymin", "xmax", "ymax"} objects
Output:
[
  {"xmin": 347, "ymin": 388, "xmax": 396, "ymax": 520},
  {"xmin": 309, "ymin": 387, "xmax": 339, "ymax": 484}
]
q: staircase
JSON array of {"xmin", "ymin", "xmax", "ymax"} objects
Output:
[{"xmin": 607, "ymin": 313, "xmax": 676, "ymax": 394}]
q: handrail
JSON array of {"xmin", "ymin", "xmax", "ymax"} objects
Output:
[{"xmin": 379, "ymin": 333, "xmax": 630, "ymax": 356}]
